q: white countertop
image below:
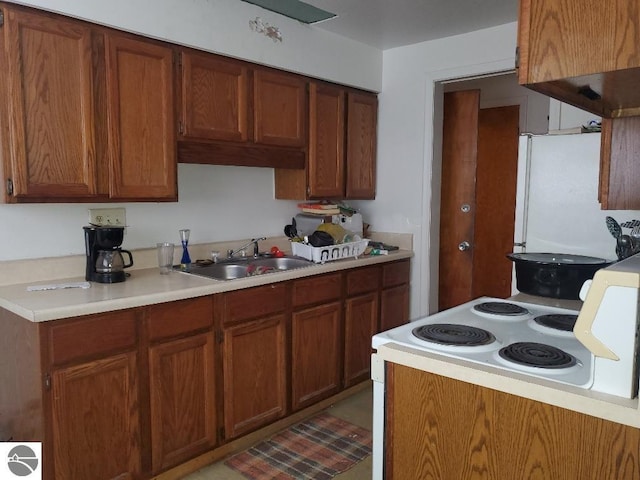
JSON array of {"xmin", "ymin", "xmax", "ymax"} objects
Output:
[
  {"xmin": 0, "ymin": 250, "xmax": 413, "ymax": 322},
  {"xmin": 374, "ymin": 342, "xmax": 640, "ymax": 428}
]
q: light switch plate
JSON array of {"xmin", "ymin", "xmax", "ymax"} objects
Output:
[{"xmin": 89, "ymin": 208, "xmax": 126, "ymax": 226}]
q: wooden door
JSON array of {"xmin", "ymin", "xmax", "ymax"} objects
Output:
[
  {"xmin": 105, "ymin": 33, "xmax": 176, "ymax": 200},
  {"xmin": 2, "ymin": 6, "xmax": 98, "ymax": 200},
  {"xmin": 439, "ymin": 91, "xmax": 519, "ymax": 310},
  {"xmin": 439, "ymin": 90, "xmax": 480, "ymax": 310},
  {"xmin": 344, "ymin": 292, "xmax": 379, "ymax": 386},
  {"xmin": 308, "ymin": 82, "xmax": 346, "ymax": 198},
  {"xmin": 472, "ymin": 105, "xmax": 519, "ymax": 298},
  {"xmin": 346, "ymin": 91, "xmax": 377, "ymax": 199},
  {"xmin": 253, "ymin": 69, "xmax": 306, "ymax": 147},
  {"xmin": 179, "ymin": 51, "xmax": 249, "ymax": 142},
  {"xmin": 51, "ymin": 353, "xmax": 140, "ymax": 480},
  {"xmin": 222, "ymin": 315, "xmax": 287, "ymax": 439},
  {"xmin": 291, "ymin": 302, "xmax": 342, "ymax": 410},
  {"xmin": 149, "ymin": 332, "xmax": 216, "ymax": 472}
]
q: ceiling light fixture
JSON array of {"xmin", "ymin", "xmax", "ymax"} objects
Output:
[{"xmin": 241, "ymin": 0, "xmax": 337, "ymax": 24}]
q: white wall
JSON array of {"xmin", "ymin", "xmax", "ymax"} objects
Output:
[
  {"xmin": 1, "ymin": 165, "xmax": 300, "ymax": 261},
  {"xmin": 353, "ymin": 23, "xmax": 520, "ymax": 318},
  {"xmin": 7, "ymin": 0, "xmax": 381, "ymax": 91}
]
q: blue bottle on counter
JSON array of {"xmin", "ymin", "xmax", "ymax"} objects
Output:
[{"xmin": 179, "ymin": 229, "xmax": 191, "ymax": 271}]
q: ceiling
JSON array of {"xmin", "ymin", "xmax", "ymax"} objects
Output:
[{"xmin": 301, "ymin": 0, "xmax": 519, "ymax": 50}]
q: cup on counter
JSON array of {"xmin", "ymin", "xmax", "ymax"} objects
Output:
[{"xmin": 157, "ymin": 242, "xmax": 175, "ymax": 274}]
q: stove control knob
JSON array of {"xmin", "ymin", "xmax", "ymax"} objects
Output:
[{"xmin": 458, "ymin": 241, "xmax": 471, "ymax": 251}]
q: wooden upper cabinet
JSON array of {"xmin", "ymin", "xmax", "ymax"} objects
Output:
[
  {"xmin": 308, "ymin": 82, "xmax": 346, "ymax": 198},
  {"xmin": 179, "ymin": 50, "xmax": 249, "ymax": 142},
  {"xmin": 254, "ymin": 69, "xmax": 307, "ymax": 147},
  {"xmin": 1, "ymin": 5, "xmax": 98, "ymax": 200},
  {"xmin": 104, "ymin": 33, "xmax": 176, "ymax": 200},
  {"xmin": 517, "ymin": 0, "xmax": 640, "ymax": 117},
  {"xmin": 346, "ymin": 91, "xmax": 377, "ymax": 199},
  {"xmin": 274, "ymin": 84, "xmax": 378, "ymax": 200}
]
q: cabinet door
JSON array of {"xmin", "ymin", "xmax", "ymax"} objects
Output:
[
  {"xmin": 346, "ymin": 91, "xmax": 377, "ymax": 199},
  {"xmin": 179, "ymin": 51, "xmax": 249, "ymax": 142},
  {"xmin": 599, "ymin": 117, "xmax": 640, "ymax": 210},
  {"xmin": 254, "ymin": 69, "xmax": 306, "ymax": 147},
  {"xmin": 344, "ymin": 292, "xmax": 379, "ymax": 387},
  {"xmin": 380, "ymin": 284, "xmax": 410, "ymax": 332},
  {"xmin": 222, "ymin": 314, "xmax": 287, "ymax": 439},
  {"xmin": 292, "ymin": 302, "xmax": 342, "ymax": 410},
  {"xmin": 149, "ymin": 332, "xmax": 215, "ymax": 472},
  {"xmin": 308, "ymin": 82, "xmax": 345, "ymax": 198},
  {"xmin": 105, "ymin": 33, "xmax": 176, "ymax": 200},
  {"xmin": 51, "ymin": 353, "xmax": 140, "ymax": 480},
  {"xmin": 2, "ymin": 6, "xmax": 98, "ymax": 199}
]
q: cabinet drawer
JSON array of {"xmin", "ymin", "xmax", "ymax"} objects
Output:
[
  {"xmin": 292, "ymin": 273, "xmax": 342, "ymax": 308},
  {"xmin": 224, "ymin": 283, "xmax": 287, "ymax": 324},
  {"xmin": 383, "ymin": 260, "xmax": 411, "ymax": 288},
  {"xmin": 46, "ymin": 310, "xmax": 138, "ymax": 366},
  {"xmin": 346, "ymin": 266, "xmax": 380, "ymax": 296},
  {"xmin": 147, "ymin": 296, "xmax": 213, "ymax": 341}
]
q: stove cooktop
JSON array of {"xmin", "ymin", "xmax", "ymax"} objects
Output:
[{"xmin": 372, "ymin": 297, "xmax": 593, "ymax": 389}]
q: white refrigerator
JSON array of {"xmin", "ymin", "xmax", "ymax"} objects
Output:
[{"xmin": 514, "ymin": 132, "xmax": 640, "ymax": 270}]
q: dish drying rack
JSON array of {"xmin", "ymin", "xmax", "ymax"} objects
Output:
[{"xmin": 292, "ymin": 239, "xmax": 369, "ymax": 264}]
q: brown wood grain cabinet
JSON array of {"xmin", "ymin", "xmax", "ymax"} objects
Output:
[
  {"xmin": 345, "ymin": 91, "xmax": 377, "ymax": 199},
  {"xmin": 146, "ymin": 297, "xmax": 216, "ymax": 473},
  {"xmin": 275, "ymin": 84, "xmax": 377, "ymax": 200},
  {"xmin": 0, "ymin": 259, "xmax": 410, "ymax": 479},
  {"xmin": 344, "ymin": 266, "xmax": 381, "ymax": 386},
  {"xmin": 221, "ymin": 284, "xmax": 288, "ymax": 439},
  {"xmin": 45, "ymin": 310, "xmax": 142, "ymax": 480},
  {"xmin": 0, "ymin": 3, "xmax": 176, "ymax": 203},
  {"xmin": 386, "ymin": 363, "xmax": 640, "ymax": 479},
  {"xmin": 176, "ymin": 54, "xmax": 306, "ymax": 169},
  {"xmin": 291, "ymin": 273, "xmax": 343, "ymax": 410},
  {"xmin": 517, "ymin": 0, "xmax": 640, "ymax": 118},
  {"xmin": 380, "ymin": 259, "xmax": 411, "ymax": 332},
  {"xmin": 0, "ymin": 5, "xmax": 99, "ymax": 201},
  {"xmin": 104, "ymin": 32, "xmax": 176, "ymax": 201}
]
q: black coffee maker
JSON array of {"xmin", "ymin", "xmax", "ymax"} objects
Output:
[{"xmin": 83, "ymin": 226, "xmax": 134, "ymax": 283}]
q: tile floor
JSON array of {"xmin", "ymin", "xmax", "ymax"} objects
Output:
[{"xmin": 184, "ymin": 383, "xmax": 373, "ymax": 480}]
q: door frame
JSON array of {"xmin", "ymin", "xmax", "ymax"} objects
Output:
[{"xmin": 421, "ymin": 59, "xmax": 516, "ymax": 316}]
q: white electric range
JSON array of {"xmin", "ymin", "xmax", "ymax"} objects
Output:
[{"xmin": 372, "ymin": 297, "xmax": 592, "ymax": 389}]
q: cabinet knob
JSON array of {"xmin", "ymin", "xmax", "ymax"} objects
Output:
[{"xmin": 458, "ymin": 241, "xmax": 471, "ymax": 251}]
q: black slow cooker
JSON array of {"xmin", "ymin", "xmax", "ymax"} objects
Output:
[{"xmin": 507, "ymin": 253, "xmax": 613, "ymax": 300}]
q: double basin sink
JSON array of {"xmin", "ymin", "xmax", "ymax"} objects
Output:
[{"xmin": 184, "ymin": 255, "xmax": 315, "ymax": 281}]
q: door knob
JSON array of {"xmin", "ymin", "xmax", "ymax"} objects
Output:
[{"xmin": 458, "ymin": 241, "xmax": 471, "ymax": 251}]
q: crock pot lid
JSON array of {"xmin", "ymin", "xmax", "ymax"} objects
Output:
[{"xmin": 508, "ymin": 253, "xmax": 609, "ymax": 265}]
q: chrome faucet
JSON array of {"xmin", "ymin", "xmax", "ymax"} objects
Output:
[{"xmin": 227, "ymin": 237, "xmax": 266, "ymax": 259}]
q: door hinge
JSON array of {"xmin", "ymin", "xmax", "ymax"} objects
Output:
[
  {"xmin": 514, "ymin": 46, "xmax": 520, "ymax": 69},
  {"xmin": 6, "ymin": 178, "xmax": 13, "ymax": 196},
  {"xmin": 0, "ymin": 10, "xmax": 4, "ymax": 27},
  {"xmin": 44, "ymin": 373, "xmax": 51, "ymax": 391},
  {"xmin": 178, "ymin": 120, "xmax": 184, "ymax": 135}
]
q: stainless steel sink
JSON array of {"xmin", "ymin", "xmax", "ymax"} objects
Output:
[{"xmin": 184, "ymin": 255, "xmax": 315, "ymax": 281}]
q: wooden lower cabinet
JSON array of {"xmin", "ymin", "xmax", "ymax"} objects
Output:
[
  {"xmin": 386, "ymin": 363, "xmax": 640, "ymax": 479},
  {"xmin": 149, "ymin": 333, "xmax": 215, "ymax": 472},
  {"xmin": 222, "ymin": 314, "xmax": 287, "ymax": 439},
  {"xmin": 51, "ymin": 353, "xmax": 141, "ymax": 480},
  {"xmin": 344, "ymin": 292, "xmax": 379, "ymax": 387},
  {"xmin": 291, "ymin": 302, "xmax": 342, "ymax": 410},
  {"xmin": 380, "ymin": 284, "xmax": 410, "ymax": 332}
]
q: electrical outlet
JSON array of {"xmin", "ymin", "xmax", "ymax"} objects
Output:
[{"xmin": 89, "ymin": 208, "xmax": 126, "ymax": 226}]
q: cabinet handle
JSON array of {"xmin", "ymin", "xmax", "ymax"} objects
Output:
[
  {"xmin": 458, "ymin": 241, "xmax": 471, "ymax": 251},
  {"xmin": 44, "ymin": 373, "xmax": 51, "ymax": 390}
]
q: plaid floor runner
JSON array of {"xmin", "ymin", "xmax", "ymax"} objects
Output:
[{"xmin": 224, "ymin": 412, "xmax": 372, "ymax": 480}]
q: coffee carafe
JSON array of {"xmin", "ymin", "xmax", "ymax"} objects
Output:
[{"xmin": 84, "ymin": 226, "xmax": 134, "ymax": 283}]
